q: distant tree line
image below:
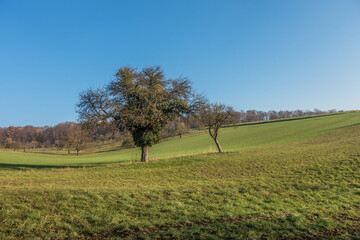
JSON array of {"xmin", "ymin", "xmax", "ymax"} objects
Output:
[
  {"xmin": 0, "ymin": 122, "xmax": 124, "ymax": 153},
  {"xmin": 236, "ymin": 108, "xmax": 340, "ymax": 123},
  {"xmin": 0, "ymin": 108, "xmax": 342, "ymax": 153}
]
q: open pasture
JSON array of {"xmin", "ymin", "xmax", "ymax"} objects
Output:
[
  {"xmin": 0, "ymin": 112, "xmax": 359, "ymax": 169},
  {"xmin": 0, "ymin": 112, "xmax": 359, "ymax": 239}
]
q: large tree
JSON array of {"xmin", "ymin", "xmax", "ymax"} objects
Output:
[
  {"xmin": 199, "ymin": 103, "xmax": 237, "ymax": 153},
  {"xmin": 77, "ymin": 66, "xmax": 201, "ymax": 162}
]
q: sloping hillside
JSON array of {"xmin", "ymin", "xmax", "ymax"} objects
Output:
[
  {"xmin": 0, "ymin": 111, "xmax": 359, "ymax": 169},
  {"xmin": 0, "ymin": 113, "xmax": 359, "ymax": 239}
]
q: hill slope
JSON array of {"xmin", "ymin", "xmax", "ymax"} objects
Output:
[
  {"xmin": 0, "ymin": 111, "xmax": 359, "ymax": 169},
  {"xmin": 0, "ymin": 113, "xmax": 359, "ymax": 239}
]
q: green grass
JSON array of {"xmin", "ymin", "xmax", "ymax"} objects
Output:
[
  {"xmin": 0, "ymin": 111, "xmax": 359, "ymax": 169},
  {"xmin": 0, "ymin": 112, "xmax": 359, "ymax": 239}
]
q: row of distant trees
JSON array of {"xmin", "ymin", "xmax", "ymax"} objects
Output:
[
  {"xmin": 0, "ymin": 108, "xmax": 341, "ymax": 153},
  {"xmin": 0, "ymin": 122, "xmax": 120, "ymax": 154},
  {"xmin": 235, "ymin": 108, "xmax": 340, "ymax": 122},
  {"xmin": 0, "ymin": 118, "xmax": 190, "ymax": 153}
]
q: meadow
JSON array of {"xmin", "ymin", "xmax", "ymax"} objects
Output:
[
  {"xmin": 0, "ymin": 112, "xmax": 359, "ymax": 239},
  {"xmin": 0, "ymin": 111, "xmax": 359, "ymax": 169}
]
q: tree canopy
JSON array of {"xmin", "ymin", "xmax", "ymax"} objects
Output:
[{"xmin": 77, "ymin": 66, "xmax": 202, "ymax": 162}]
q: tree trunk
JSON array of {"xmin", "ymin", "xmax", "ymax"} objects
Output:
[
  {"xmin": 141, "ymin": 146, "xmax": 149, "ymax": 162},
  {"xmin": 23, "ymin": 147, "xmax": 26, "ymax": 152},
  {"xmin": 68, "ymin": 148, "xmax": 70, "ymax": 154},
  {"xmin": 76, "ymin": 149, "xmax": 79, "ymax": 156},
  {"xmin": 214, "ymin": 138, "xmax": 223, "ymax": 153}
]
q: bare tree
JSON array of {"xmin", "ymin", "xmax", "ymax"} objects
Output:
[
  {"xmin": 199, "ymin": 103, "xmax": 237, "ymax": 153},
  {"xmin": 64, "ymin": 132, "xmax": 74, "ymax": 155},
  {"xmin": 176, "ymin": 122, "xmax": 189, "ymax": 138},
  {"xmin": 268, "ymin": 110, "xmax": 279, "ymax": 120},
  {"xmin": 68, "ymin": 124, "xmax": 89, "ymax": 156}
]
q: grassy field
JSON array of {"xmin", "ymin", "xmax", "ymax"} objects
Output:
[
  {"xmin": 0, "ymin": 111, "xmax": 359, "ymax": 169},
  {"xmin": 0, "ymin": 112, "xmax": 359, "ymax": 239}
]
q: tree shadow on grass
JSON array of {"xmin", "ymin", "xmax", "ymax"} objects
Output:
[
  {"xmin": 94, "ymin": 146, "xmax": 135, "ymax": 154},
  {"xmin": 332, "ymin": 122, "xmax": 360, "ymax": 130},
  {"xmin": 0, "ymin": 163, "xmax": 85, "ymax": 171},
  {"xmin": 0, "ymin": 160, "xmax": 135, "ymax": 171},
  {"xmin": 104, "ymin": 214, "xmax": 360, "ymax": 240}
]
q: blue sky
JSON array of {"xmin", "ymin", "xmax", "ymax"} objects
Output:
[{"xmin": 0, "ymin": 0, "xmax": 359, "ymax": 127}]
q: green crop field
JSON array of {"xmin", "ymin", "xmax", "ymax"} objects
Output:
[{"xmin": 0, "ymin": 112, "xmax": 359, "ymax": 239}]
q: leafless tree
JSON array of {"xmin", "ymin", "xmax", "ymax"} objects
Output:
[
  {"xmin": 68, "ymin": 124, "xmax": 89, "ymax": 156},
  {"xmin": 199, "ymin": 103, "xmax": 237, "ymax": 153}
]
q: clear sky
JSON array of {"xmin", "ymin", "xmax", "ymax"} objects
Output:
[{"xmin": 0, "ymin": 0, "xmax": 359, "ymax": 127}]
